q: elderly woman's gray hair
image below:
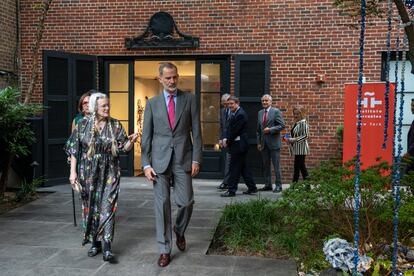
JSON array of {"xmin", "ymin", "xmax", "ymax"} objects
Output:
[{"xmin": 88, "ymin": 92, "xmax": 108, "ymax": 114}]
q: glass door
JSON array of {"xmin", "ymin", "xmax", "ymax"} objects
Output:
[
  {"xmin": 196, "ymin": 59, "xmax": 229, "ymax": 178},
  {"xmin": 105, "ymin": 61, "xmax": 134, "ymax": 176}
]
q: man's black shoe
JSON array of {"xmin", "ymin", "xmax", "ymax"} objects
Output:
[
  {"xmin": 242, "ymin": 189, "xmax": 257, "ymax": 195},
  {"xmin": 217, "ymin": 183, "xmax": 228, "ymax": 190},
  {"xmin": 220, "ymin": 191, "xmax": 236, "ymax": 197},
  {"xmin": 273, "ymin": 186, "xmax": 282, "ymax": 193},
  {"xmin": 258, "ymin": 186, "xmax": 272, "ymax": 191}
]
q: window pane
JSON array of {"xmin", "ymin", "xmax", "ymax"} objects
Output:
[
  {"xmin": 110, "ymin": 64, "xmax": 129, "ymax": 91},
  {"xmin": 202, "ymin": 122, "xmax": 220, "ymax": 151},
  {"xmin": 201, "ymin": 64, "xmax": 220, "ymax": 92},
  {"xmin": 110, "ymin": 93, "xmax": 128, "ymax": 121},
  {"xmin": 201, "ymin": 93, "xmax": 220, "ymax": 122}
]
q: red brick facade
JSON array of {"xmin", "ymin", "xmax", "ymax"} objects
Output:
[
  {"xmin": 19, "ymin": 0, "xmax": 395, "ymax": 177},
  {"xmin": 0, "ymin": 0, "xmax": 18, "ymax": 88}
]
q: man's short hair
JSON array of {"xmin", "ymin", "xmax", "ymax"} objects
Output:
[
  {"xmin": 228, "ymin": 95, "xmax": 240, "ymax": 104},
  {"xmin": 261, "ymin": 94, "xmax": 272, "ymax": 101},
  {"xmin": 159, "ymin": 62, "xmax": 178, "ymax": 76},
  {"xmin": 221, "ymin": 93, "xmax": 231, "ymax": 102}
]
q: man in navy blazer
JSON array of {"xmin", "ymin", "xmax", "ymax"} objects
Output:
[
  {"xmin": 256, "ymin": 94, "xmax": 285, "ymax": 193},
  {"xmin": 221, "ymin": 96, "xmax": 257, "ymax": 197}
]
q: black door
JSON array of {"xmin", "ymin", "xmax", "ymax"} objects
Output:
[
  {"xmin": 234, "ymin": 55, "xmax": 271, "ymax": 184},
  {"xmin": 43, "ymin": 51, "xmax": 97, "ymax": 185},
  {"xmin": 196, "ymin": 59, "xmax": 230, "ymax": 178}
]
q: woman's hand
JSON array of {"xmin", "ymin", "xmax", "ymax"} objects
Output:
[
  {"xmin": 123, "ymin": 133, "xmax": 139, "ymax": 152},
  {"xmin": 128, "ymin": 133, "xmax": 139, "ymax": 143},
  {"xmin": 69, "ymin": 171, "xmax": 78, "ymax": 185},
  {"xmin": 288, "ymin": 138, "xmax": 296, "ymax": 144}
]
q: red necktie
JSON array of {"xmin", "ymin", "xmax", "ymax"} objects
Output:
[
  {"xmin": 168, "ymin": 95, "xmax": 175, "ymax": 129},
  {"xmin": 263, "ymin": 110, "xmax": 267, "ymax": 126}
]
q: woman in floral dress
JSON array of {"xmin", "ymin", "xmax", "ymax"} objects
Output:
[{"xmin": 64, "ymin": 92, "xmax": 138, "ymax": 263}]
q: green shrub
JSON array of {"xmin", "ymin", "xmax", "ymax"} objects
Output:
[
  {"xmin": 0, "ymin": 86, "xmax": 43, "ymax": 198},
  {"xmin": 276, "ymin": 158, "xmax": 414, "ymax": 270},
  {"xmin": 211, "ymin": 199, "xmax": 282, "ymax": 255},
  {"xmin": 15, "ymin": 177, "xmax": 45, "ymax": 202},
  {"xmin": 213, "ymin": 158, "xmax": 414, "ymax": 273},
  {"xmin": 0, "ymin": 86, "xmax": 42, "ymax": 157}
]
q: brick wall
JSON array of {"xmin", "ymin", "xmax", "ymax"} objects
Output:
[
  {"xmin": 19, "ymin": 0, "xmax": 397, "ymax": 178},
  {"xmin": 0, "ymin": 0, "xmax": 18, "ymax": 89}
]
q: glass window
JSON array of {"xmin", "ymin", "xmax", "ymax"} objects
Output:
[
  {"xmin": 109, "ymin": 63, "xmax": 129, "ymax": 131},
  {"xmin": 109, "ymin": 64, "xmax": 129, "ymax": 91},
  {"xmin": 109, "ymin": 93, "xmax": 128, "ymax": 121},
  {"xmin": 389, "ymin": 60, "xmax": 414, "ymax": 154}
]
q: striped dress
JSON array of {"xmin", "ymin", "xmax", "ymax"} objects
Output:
[{"xmin": 289, "ymin": 119, "xmax": 310, "ymax": 156}]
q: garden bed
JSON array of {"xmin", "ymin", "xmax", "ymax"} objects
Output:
[
  {"xmin": 208, "ymin": 159, "xmax": 414, "ymax": 275},
  {"xmin": 0, "ymin": 190, "xmax": 49, "ymax": 215}
]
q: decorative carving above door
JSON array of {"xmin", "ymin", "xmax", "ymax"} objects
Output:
[{"xmin": 125, "ymin": 12, "xmax": 200, "ymax": 49}]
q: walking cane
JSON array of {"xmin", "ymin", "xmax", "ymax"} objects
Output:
[
  {"xmin": 72, "ymin": 188, "xmax": 77, "ymax": 226},
  {"xmin": 68, "ymin": 158, "xmax": 77, "ymax": 227}
]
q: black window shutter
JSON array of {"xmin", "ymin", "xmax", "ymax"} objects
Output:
[{"xmin": 234, "ymin": 55, "xmax": 270, "ymax": 98}]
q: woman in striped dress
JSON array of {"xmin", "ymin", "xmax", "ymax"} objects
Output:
[{"xmin": 287, "ymin": 106, "xmax": 310, "ymax": 183}]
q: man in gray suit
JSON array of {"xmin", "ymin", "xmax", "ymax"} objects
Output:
[
  {"xmin": 256, "ymin": 94, "xmax": 285, "ymax": 193},
  {"xmin": 141, "ymin": 63, "xmax": 202, "ymax": 267},
  {"xmin": 217, "ymin": 93, "xmax": 231, "ymax": 190}
]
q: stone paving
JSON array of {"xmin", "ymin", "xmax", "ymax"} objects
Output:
[{"xmin": 0, "ymin": 177, "xmax": 297, "ymax": 276}]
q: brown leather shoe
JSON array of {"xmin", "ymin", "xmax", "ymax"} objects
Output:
[
  {"xmin": 157, "ymin": 253, "xmax": 171, "ymax": 267},
  {"xmin": 174, "ymin": 227, "xmax": 186, "ymax": 251}
]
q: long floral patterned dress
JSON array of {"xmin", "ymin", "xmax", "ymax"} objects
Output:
[{"xmin": 64, "ymin": 117, "xmax": 127, "ymax": 245}]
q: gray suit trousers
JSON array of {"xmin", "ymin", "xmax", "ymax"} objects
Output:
[
  {"xmin": 260, "ymin": 145, "xmax": 282, "ymax": 187},
  {"xmin": 153, "ymin": 153, "xmax": 194, "ymax": 254}
]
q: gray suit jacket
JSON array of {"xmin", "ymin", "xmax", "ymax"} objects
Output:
[
  {"xmin": 256, "ymin": 107, "xmax": 285, "ymax": 150},
  {"xmin": 219, "ymin": 107, "xmax": 230, "ymax": 140},
  {"xmin": 141, "ymin": 90, "xmax": 202, "ymax": 173}
]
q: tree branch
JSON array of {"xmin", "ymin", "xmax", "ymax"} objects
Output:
[
  {"xmin": 394, "ymin": 0, "xmax": 414, "ymax": 75},
  {"xmin": 24, "ymin": 0, "xmax": 52, "ymax": 104}
]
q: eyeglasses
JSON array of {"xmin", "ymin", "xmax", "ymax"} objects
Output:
[{"xmin": 82, "ymin": 101, "xmax": 89, "ymax": 105}]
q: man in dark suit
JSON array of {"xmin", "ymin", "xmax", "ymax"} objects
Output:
[
  {"xmin": 221, "ymin": 96, "xmax": 257, "ymax": 197},
  {"xmin": 141, "ymin": 62, "xmax": 202, "ymax": 267},
  {"xmin": 217, "ymin": 93, "xmax": 231, "ymax": 190},
  {"xmin": 256, "ymin": 94, "xmax": 285, "ymax": 193}
]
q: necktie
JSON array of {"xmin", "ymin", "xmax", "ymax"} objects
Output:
[
  {"xmin": 168, "ymin": 95, "xmax": 175, "ymax": 129},
  {"xmin": 263, "ymin": 110, "xmax": 267, "ymax": 126}
]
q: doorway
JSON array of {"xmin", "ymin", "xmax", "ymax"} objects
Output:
[
  {"xmin": 133, "ymin": 60, "xmax": 196, "ymax": 175},
  {"xmin": 107, "ymin": 58, "xmax": 229, "ymax": 178}
]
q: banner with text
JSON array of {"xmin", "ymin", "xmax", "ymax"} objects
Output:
[{"xmin": 343, "ymin": 83, "xmax": 395, "ymax": 168}]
